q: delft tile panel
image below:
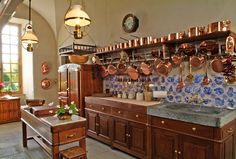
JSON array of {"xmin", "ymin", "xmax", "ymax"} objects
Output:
[{"xmin": 104, "ymin": 74, "xmax": 236, "ymax": 109}]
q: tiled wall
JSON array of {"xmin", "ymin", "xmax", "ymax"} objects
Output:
[{"xmin": 104, "ymin": 74, "xmax": 236, "ymax": 109}]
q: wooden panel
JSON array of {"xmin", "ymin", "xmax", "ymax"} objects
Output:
[
  {"xmin": 152, "ymin": 128, "xmax": 178, "ymax": 159},
  {"xmin": 113, "ymin": 118, "xmax": 129, "ymax": 148},
  {"xmin": 59, "ymin": 128, "xmax": 85, "ymax": 144},
  {"xmin": 98, "ymin": 113, "xmax": 111, "ymax": 140},
  {"xmin": 181, "ymin": 135, "xmax": 213, "ymax": 159},
  {"xmin": 86, "ymin": 110, "xmax": 97, "ymax": 135},
  {"xmin": 151, "ymin": 116, "xmax": 214, "ymax": 139},
  {"xmin": 129, "ymin": 122, "xmax": 147, "ymax": 156},
  {"xmin": 223, "ymin": 135, "xmax": 234, "ymax": 159},
  {"xmin": 85, "ymin": 103, "xmax": 111, "ymax": 114},
  {"xmin": 0, "ymin": 98, "xmax": 20, "ymax": 124}
]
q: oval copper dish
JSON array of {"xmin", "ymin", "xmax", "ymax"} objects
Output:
[
  {"xmin": 41, "ymin": 78, "xmax": 52, "ymax": 90},
  {"xmin": 41, "ymin": 62, "xmax": 50, "ymax": 74}
]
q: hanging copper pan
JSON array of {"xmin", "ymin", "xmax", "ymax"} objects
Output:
[
  {"xmin": 107, "ymin": 58, "xmax": 117, "ymax": 75},
  {"xmin": 190, "ymin": 55, "xmax": 205, "ymax": 68},
  {"xmin": 127, "ymin": 65, "xmax": 139, "ymax": 80},
  {"xmin": 156, "ymin": 45, "xmax": 172, "ymax": 76},
  {"xmin": 211, "ymin": 56, "xmax": 224, "ymax": 73},
  {"xmin": 100, "ymin": 65, "xmax": 109, "ymax": 78}
]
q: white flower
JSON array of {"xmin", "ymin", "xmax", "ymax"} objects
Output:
[
  {"xmin": 48, "ymin": 102, "xmax": 54, "ymax": 106},
  {"xmin": 75, "ymin": 108, "xmax": 79, "ymax": 111},
  {"xmin": 64, "ymin": 105, "xmax": 69, "ymax": 109},
  {"xmin": 71, "ymin": 101, "xmax": 74, "ymax": 104},
  {"xmin": 56, "ymin": 105, "xmax": 60, "ymax": 108},
  {"xmin": 69, "ymin": 110, "xmax": 73, "ymax": 114},
  {"xmin": 53, "ymin": 114, "xmax": 57, "ymax": 117}
]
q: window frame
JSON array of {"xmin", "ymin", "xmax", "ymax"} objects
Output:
[{"xmin": 0, "ymin": 22, "xmax": 22, "ymax": 94}]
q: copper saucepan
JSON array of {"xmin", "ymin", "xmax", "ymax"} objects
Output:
[
  {"xmin": 211, "ymin": 56, "xmax": 224, "ymax": 73},
  {"xmin": 156, "ymin": 45, "xmax": 172, "ymax": 76},
  {"xmin": 100, "ymin": 65, "xmax": 109, "ymax": 78},
  {"xmin": 190, "ymin": 54, "xmax": 205, "ymax": 68}
]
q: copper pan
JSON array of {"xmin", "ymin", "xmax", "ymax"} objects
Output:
[
  {"xmin": 178, "ymin": 43, "xmax": 195, "ymax": 56},
  {"xmin": 156, "ymin": 45, "xmax": 172, "ymax": 76},
  {"xmin": 116, "ymin": 59, "xmax": 127, "ymax": 73},
  {"xmin": 127, "ymin": 65, "xmax": 139, "ymax": 80},
  {"xmin": 199, "ymin": 40, "xmax": 218, "ymax": 55},
  {"xmin": 171, "ymin": 52, "xmax": 183, "ymax": 65},
  {"xmin": 140, "ymin": 61, "xmax": 152, "ymax": 76},
  {"xmin": 211, "ymin": 56, "xmax": 224, "ymax": 73},
  {"xmin": 190, "ymin": 55, "xmax": 204, "ymax": 68},
  {"xmin": 107, "ymin": 58, "xmax": 117, "ymax": 75}
]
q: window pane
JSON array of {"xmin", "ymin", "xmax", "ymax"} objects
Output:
[
  {"xmin": 10, "ymin": 26, "xmax": 18, "ymax": 35},
  {"xmin": 2, "ymin": 25, "xmax": 10, "ymax": 34},
  {"xmin": 11, "ymin": 83, "xmax": 19, "ymax": 92},
  {"xmin": 2, "ymin": 44, "xmax": 10, "ymax": 53},
  {"xmin": 2, "ymin": 35, "xmax": 10, "ymax": 44},
  {"xmin": 11, "ymin": 45, "xmax": 18, "ymax": 54},
  {"xmin": 2, "ymin": 54, "xmax": 10, "ymax": 63},
  {"xmin": 3, "ymin": 64, "xmax": 10, "ymax": 72},
  {"xmin": 11, "ymin": 64, "xmax": 18, "ymax": 72},
  {"xmin": 3, "ymin": 73, "xmax": 11, "ymax": 82},
  {"xmin": 11, "ymin": 73, "xmax": 18, "ymax": 82},
  {"xmin": 11, "ymin": 55, "xmax": 18, "ymax": 63},
  {"xmin": 10, "ymin": 36, "xmax": 18, "ymax": 45}
]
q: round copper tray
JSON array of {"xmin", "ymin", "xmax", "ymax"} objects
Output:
[
  {"xmin": 41, "ymin": 78, "xmax": 51, "ymax": 89},
  {"xmin": 41, "ymin": 62, "xmax": 50, "ymax": 74}
]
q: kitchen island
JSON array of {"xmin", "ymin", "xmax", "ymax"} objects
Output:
[{"xmin": 85, "ymin": 96, "xmax": 236, "ymax": 159}]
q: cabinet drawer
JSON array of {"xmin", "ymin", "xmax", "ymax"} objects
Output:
[
  {"xmin": 86, "ymin": 103, "xmax": 111, "ymax": 114},
  {"xmin": 59, "ymin": 128, "xmax": 85, "ymax": 144},
  {"xmin": 112, "ymin": 108, "xmax": 147, "ymax": 124},
  {"xmin": 152, "ymin": 117, "xmax": 214, "ymax": 139}
]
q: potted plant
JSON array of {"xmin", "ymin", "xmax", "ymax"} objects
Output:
[{"xmin": 56, "ymin": 101, "xmax": 78, "ymax": 120}]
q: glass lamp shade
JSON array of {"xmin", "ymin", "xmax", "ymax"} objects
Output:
[
  {"xmin": 21, "ymin": 30, "xmax": 39, "ymax": 44},
  {"xmin": 64, "ymin": 5, "xmax": 91, "ymax": 27}
]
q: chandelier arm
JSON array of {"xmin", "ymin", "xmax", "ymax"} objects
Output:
[{"xmin": 29, "ymin": 0, "xmax": 31, "ymax": 24}]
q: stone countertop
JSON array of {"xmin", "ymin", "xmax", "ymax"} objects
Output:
[{"xmin": 148, "ymin": 102, "xmax": 236, "ymax": 128}]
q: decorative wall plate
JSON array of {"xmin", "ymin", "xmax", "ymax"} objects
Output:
[
  {"xmin": 41, "ymin": 62, "xmax": 50, "ymax": 74},
  {"xmin": 41, "ymin": 78, "xmax": 52, "ymax": 89}
]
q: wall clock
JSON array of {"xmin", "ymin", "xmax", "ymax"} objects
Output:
[{"xmin": 122, "ymin": 14, "xmax": 139, "ymax": 33}]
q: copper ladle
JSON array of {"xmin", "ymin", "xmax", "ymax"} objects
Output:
[
  {"xmin": 202, "ymin": 55, "xmax": 211, "ymax": 85},
  {"xmin": 177, "ymin": 64, "xmax": 185, "ymax": 89},
  {"xmin": 186, "ymin": 56, "xmax": 194, "ymax": 84}
]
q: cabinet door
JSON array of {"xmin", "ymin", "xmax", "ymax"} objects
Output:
[
  {"xmin": 113, "ymin": 118, "xmax": 129, "ymax": 148},
  {"xmin": 152, "ymin": 128, "xmax": 178, "ymax": 159},
  {"xmin": 86, "ymin": 111, "xmax": 98, "ymax": 135},
  {"xmin": 181, "ymin": 135, "xmax": 213, "ymax": 159},
  {"xmin": 129, "ymin": 121, "xmax": 147, "ymax": 156},
  {"xmin": 68, "ymin": 70, "xmax": 79, "ymax": 108},
  {"xmin": 98, "ymin": 113, "xmax": 111, "ymax": 141}
]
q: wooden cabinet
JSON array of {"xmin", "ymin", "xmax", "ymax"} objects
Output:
[
  {"xmin": 58, "ymin": 64, "xmax": 103, "ymax": 117},
  {"xmin": 0, "ymin": 98, "xmax": 20, "ymax": 124},
  {"xmin": 151, "ymin": 116, "xmax": 235, "ymax": 159},
  {"xmin": 113, "ymin": 118, "xmax": 129, "ymax": 148},
  {"xmin": 85, "ymin": 110, "xmax": 112, "ymax": 145}
]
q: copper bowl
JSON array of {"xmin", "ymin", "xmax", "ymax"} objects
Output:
[{"xmin": 69, "ymin": 55, "xmax": 89, "ymax": 64}]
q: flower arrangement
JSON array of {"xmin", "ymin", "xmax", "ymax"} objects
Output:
[
  {"xmin": 56, "ymin": 101, "xmax": 78, "ymax": 120},
  {"xmin": 0, "ymin": 82, "xmax": 4, "ymax": 91}
]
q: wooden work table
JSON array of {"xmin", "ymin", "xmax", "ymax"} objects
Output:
[{"xmin": 21, "ymin": 106, "xmax": 87, "ymax": 159}]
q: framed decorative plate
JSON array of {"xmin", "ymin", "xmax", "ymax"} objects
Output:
[
  {"xmin": 41, "ymin": 62, "xmax": 50, "ymax": 74},
  {"xmin": 41, "ymin": 78, "xmax": 51, "ymax": 90}
]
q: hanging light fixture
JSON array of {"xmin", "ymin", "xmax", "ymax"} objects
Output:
[
  {"xmin": 21, "ymin": 0, "xmax": 39, "ymax": 52},
  {"xmin": 64, "ymin": 0, "xmax": 91, "ymax": 39}
]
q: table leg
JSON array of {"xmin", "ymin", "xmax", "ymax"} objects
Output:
[
  {"xmin": 52, "ymin": 145, "xmax": 59, "ymax": 159},
  {"xmin": 80, "ymin": 138, "xmax": 87, "ymax": 159},
  {"xmin": 22, "ymin": 121, "xmax": 27, "ymax": 147}
]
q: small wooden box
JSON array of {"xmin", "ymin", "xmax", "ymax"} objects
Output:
[{"xmin": 31, "ymin": 106, "xmax": 58, "ymax": 117}]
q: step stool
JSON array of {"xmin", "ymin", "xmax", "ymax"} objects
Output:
[{"xmin": 59, "ymin": 146, "xmax": 86, "ymax": 159}]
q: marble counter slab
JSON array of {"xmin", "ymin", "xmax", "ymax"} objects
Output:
[{"xmin": 148, "ymin": 103, "xmax": 236, "ymax": 127}]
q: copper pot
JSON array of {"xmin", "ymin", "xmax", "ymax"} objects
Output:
[
  {"xmin": 168, "ymin": 33, "xmax": 176, "ymax": 41},
  {"xmin": 140, "ymin": 37, "xmax": 148, "ymax": 46},
  {"xmin": 199, "ymin": 40, "xmax": 218, "ymax": 54},
  {"xmin": 127, "ymin": 65, "xmax": 139, "ymax": 80},
  {"xmin": 140, "ymin": 62, "xmax": 152, "ymax": 76},
  {"xmin": 178, "ymin": 43, "xmax": 195, "ymax": 56},
  {"xmin": 160, "ymin": 36, "xmax": 168, "ymax": 42},
  {"xmin": 188, "ymin": 26, "xmax": 205, "ymax": 37},
  {"xmin": 176, "ymin": 32, "xmax": 186, "ymax": 40},
  {"xmin": 171, "ymin": 54, "xmax": 183, "ymax": 65},
  {"xmin": 156, "ymin": 61, "xmax": 172, "ymax": 76},
  {"xmin": 211, "ymin": 56, "xmax": 224, "ymax": 73},
  {"xmin": 208, "ymin": 20, "xmax": 231, "ymax": 33},
  {"xmin": 190, "ymin": 55, "xmax": 205, "ymax": 68},
  {"xmin": 101, "ymin": 65, "xmax": 109, "ymax": 78},
  {"xmin": 107, "ymin": 59, "xmax": 117, "ymax": 75},
  {"xmin": 116, "ymin": 59, "xmax": 127, "ymax": 73}
]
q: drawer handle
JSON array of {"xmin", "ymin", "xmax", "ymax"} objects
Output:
[
  {"xmin": 227, "ymin": 128, "xmax": 234, "ymax": 133},
  {"xmin": 126, "ymin": 133, "xmax": 129, "ymax": 137},
  {"xmin": 118, "ymin": 111, "xmax": 121, "ymax": 114},
  {"xmin": 49, "ymin": 110, "xmax": 53, "ymax": 113},
  {"xmin": 161, "ymin": 121, "xmax": 165, "ymax": 124},
  {"xmin": 178, "ymin": 151, "xmax": 181, "ymax": 155},
  {"xmin": 174, "ymin": 150, "xmax": 178, "ymax": 153},
  {"xmin": 89, "ymin": 105, "xmax": 92, "ymax": 108},
  {"xmin": 192, "ymin": 127, "xmax": 196, "ymax": 131},
  {"xmin": 67, "ymin": 134, "xmax": 75, "ymax": 138},
  {"xmin": 135, "ymin": 114, "xmax": 139, "ymax": 118},
  {"xmin": 66, "ymin": 88, "xmax": 70, "ymax": 91},
  {"xmin": 96, "ymin": 123, "xmax": 99, "ymax": 126},
  {"xmin": 101, "ymin": 107, "xmax": 105, "ymax": 110}
]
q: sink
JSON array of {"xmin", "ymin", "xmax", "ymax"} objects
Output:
[
  {"xmin": 147, "ymin": 102, "xmax": 236, "ymax": 127},
  {"xmin": 164, "ymin": 104, "xmax": 226, "ymax": 115}
]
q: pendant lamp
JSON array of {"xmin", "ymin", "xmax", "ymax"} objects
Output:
[
  {"xmin": 21, "ymin": 0, "xmax": 39, "ymax": 52},
  {"xmin": 64, "ymin": 0, "xmax": 91, "ymax": 39}
]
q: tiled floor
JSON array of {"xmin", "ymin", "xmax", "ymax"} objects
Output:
[{"xmin": 0, "ymin": 122, "xmax": 136, "ymax": 159}]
